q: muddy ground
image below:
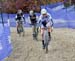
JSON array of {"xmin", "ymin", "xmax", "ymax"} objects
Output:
[{"xmin": 5, "ymin": 28, "xmax": 75, "ymax": 61}]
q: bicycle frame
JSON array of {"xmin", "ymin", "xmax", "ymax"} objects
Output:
[
  {"xmin": 17, "ymin": 21, "xmax": 25, "ymax": 36},
  {"xmin": 43, "ymin": 27, "xmax": 49, "ymax": 53},
  {"xmin": 32, "ymin": 24, "xmax": 38, "ymax": 40}
]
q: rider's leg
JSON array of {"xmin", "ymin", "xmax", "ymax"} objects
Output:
[
  {"xmin": 46, "ymin": 22, "xmax": 52, "ymax": 41},
  {"xmin": 35, "ymin": 23, "xmax": 39, "ymax": 38},
  {"xmin": 22, "ymin": 22, "xmax": 25, "ymax": 36},
  {"xmin": 32, "ymin": 24, "xmax": 35, "ymax": 36},
  {"xmin": 33, "ymin": 23, "xmax": 37, "ymax": 38},
  {"xmin": 32, "ymin": 24, "xmax": 37, "ymax": 40},
  {"xmin": 41, "ymin": 28, "xmax": 45, "ymax": 49},
  {"xmin": 48, "ymin": 27, "xmax": 51, "ymax": 41},
  {"xmin": 34, "ymin": 24, "xmax": 36, "ymax": 34},
  {"xmin": 16, "ymin": 22, "xmax": 19, "ymax": 34}
]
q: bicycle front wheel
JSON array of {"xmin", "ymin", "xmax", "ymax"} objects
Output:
[{"xmin": 43, "ymin": 30, "xmax": 49, "ymax": 53}]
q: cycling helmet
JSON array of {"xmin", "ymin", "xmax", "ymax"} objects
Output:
[
  {"xmin": 41, "ymin": 9, "xmax": 47, "ymax": 15},
  {"xmin": 17, "ymin": 9, "xmax": 22, "ymax": 14},
  {"xmin": 29, "ymin": 10, "xmax": 34, "ymax": 15}
]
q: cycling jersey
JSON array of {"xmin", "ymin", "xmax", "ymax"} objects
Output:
[
  {"xmin": 38, "ymin": 13, "xmax": 53, "ymax": 28},
  {"xmin": 15, "ymin": 13, "xmax": 25, "ymax": 22},
  {"xmin": 29, "ymin": 14, "xmax": 37, "ymax": 25}
]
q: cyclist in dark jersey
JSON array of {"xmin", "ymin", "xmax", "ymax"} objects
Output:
[
  {"xmin": 15, "ymin": 9, "xmax": 25, "ymax": 34},
  {"xmin": 29, "ymin": 10, "xmax": 37, "ymax": 25},
  {"xmin": 29, "ymin": 10, "xmax": 38, "ymax": 40}
]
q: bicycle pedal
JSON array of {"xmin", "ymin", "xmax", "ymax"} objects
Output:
[
  {"xmin": 46, "ymin": 51, "xmax": 48, "ymax": 54},
  {"xmin": 46, "ymin": 49, "xmax": 48, "ymax": 53},
  {"xmin": 33, "ymin": 37, "xmax": 37, "ymax": 40},
  {"xmin": 22, "ymin": 34, "xmax": 25, "ymax": 37},
  {"xmin": 43, "ymin": 47, "xmax": 45, "ymax": 49},
  {"xmin": 42, "ymin": 45, "xmax": 45, "ymax": 49}
]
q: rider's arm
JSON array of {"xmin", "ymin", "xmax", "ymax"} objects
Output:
[
  {"xmin": 15, "ymin": 15, "xmax": 18, "ymax": 21},
  {"xmin": 38, "ymin": 15, "xmax": 42, "ymax": 24},
  {"xmin": 37, "ymin": 15, "xmax": 43, "ymax": 28},
  {"xmin": 36, "ymin": 16, "xmax": 38, "ymax": 23},
  {"xmin": 23, "ymin": 15, "xmax": 26, "ymax": 23},
  {"xmin": 48, "ymin": 13, "xmax": 54, "ymax": 27},
  {"xmin": 51, "ymin": 19, "xmax": 54, "ymax": 27},
  {"xmin": 15, "ymin": 15, "xmax": 18, "ymax": 26},
  {"xmin": 28, "ymin": 16, "xmax": 32, "ymax": 25}
]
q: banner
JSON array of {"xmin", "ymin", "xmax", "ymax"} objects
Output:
[{"xmin": 0, "ymin": 22, "xmax": 12, "ymax": 61}]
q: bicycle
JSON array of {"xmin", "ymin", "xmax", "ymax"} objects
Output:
[
  {"xmin": 43, "ymin": 27, "xmax": 51, "ymax": 53},
  {"xmin": 32, "ymin": 23, "xmax": 39, "ymax": 40},
  {"xmin": 17, "ymin": 21, "xmax": 25, "ymax": 36}
]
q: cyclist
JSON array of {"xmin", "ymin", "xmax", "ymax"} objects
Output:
[
  {"xmin": 38, "ymin": 9, "xmax": 53, "ymax": 49},
  {"xmin": 15, "ymin": 9, "xmax": 25, "ymax": 34},
  {"xmin": 29, "ymin": 10, "xmax": 38, "ymax": 39}
]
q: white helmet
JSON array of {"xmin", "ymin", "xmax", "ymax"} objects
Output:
[
  {"xmin": 41, "ymin": 9, "xmax": 47, "ymax": 15},
  {"xmin": 29, "ymin": 10, "xmax": 34, "ymax": 15},
  {"xmin": 18, "ymin": 9, "xmax": 22, "ymax": 14}
]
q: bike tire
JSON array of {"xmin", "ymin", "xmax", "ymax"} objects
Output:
[
  {"xmin": 17, "ymin": 23, "xmax": 24, "ymax": 36},
  {"xmin": 43, "ymin": 30, "xmax": 49, "ymax": 53},
  {"xmin": 33, "ymin": 25, "xmax": 38, "ymax": 40}
]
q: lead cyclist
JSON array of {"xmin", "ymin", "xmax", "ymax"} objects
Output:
[{"xmin": 38, "ymin": 9, "xmax": 54, "ymax": 49}]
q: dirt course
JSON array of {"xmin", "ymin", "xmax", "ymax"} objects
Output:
[{"xmin": 5, "ymin": 27, "xmax": 75, "ymax": 61}]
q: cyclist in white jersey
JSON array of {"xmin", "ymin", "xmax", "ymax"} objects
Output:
[{"xmin": 38, "ymin": 9, "xmax": 53, "ymax": 49}]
